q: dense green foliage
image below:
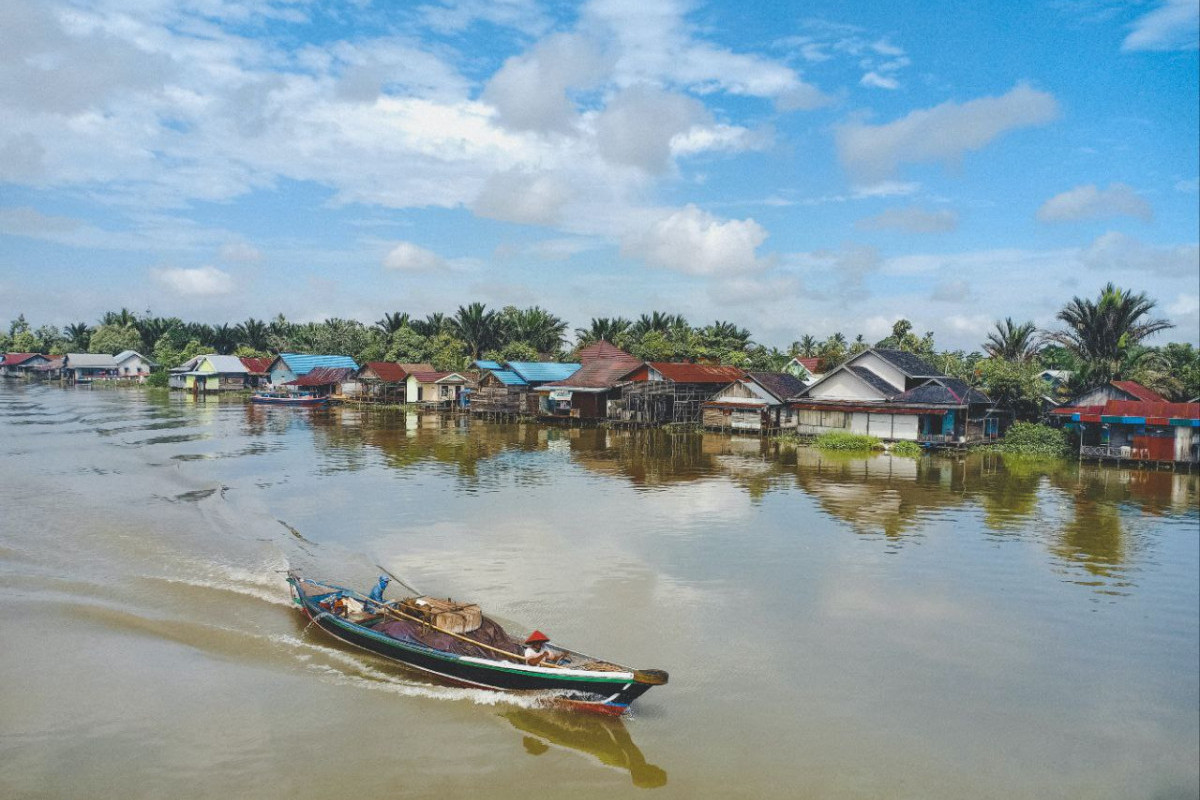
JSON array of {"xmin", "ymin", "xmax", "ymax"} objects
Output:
[
  {"xmin": 985, "ymin": 422, "xmax": 1071, "ymax": 458},
  {"xmin": 814, "ymin": 432, "xmax": 883, "ymax": 452}
]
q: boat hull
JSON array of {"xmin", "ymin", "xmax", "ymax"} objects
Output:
[{"xmin": 288, "ymin": 575, "xmax": 658, "ymax": 714}]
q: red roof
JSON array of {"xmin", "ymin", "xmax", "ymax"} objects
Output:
[
  {"xmin": 239, "ymin": 357, "xmax": 272, "ymax": 374},
  {"xmin": 793, "ymin": 357, "xmax": 823, "ymax": 373},
  {"xmin": 410, "ymin": 370, "xmax": 459, "ymax": 383},
  {"xmin": 359, "ymin": 361, "xmax": 408, "ymax": 382},
  {"xmin": 397, "ymin": 362, "xmax": 435, "ymax": 374},
  {"xmin": 2, "ymin": 353, "xmax": 44, "ymax": 366},
  {"xmin": 646, "ymin": 362, "xmax": 746, "ymax": 384},
  {"xmin": 540, "ymin": 355, "xmax": 642, "ymax": 391},
  {"xmin": 286, "ymin": 366, "xmax": 354, "ymax": 386},
  {"xmin": 1111, "ymin": 381, "xmax": 1167, "ymax": 402}
]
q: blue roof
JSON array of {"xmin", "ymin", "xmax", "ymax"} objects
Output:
[
  {"xmin": 506, "ymin": 361, "xmax": 581, "ymax": 383},
  {"xmin": 491, "ymin": 370, "xmax": 528, "ymax": 386},
  {"xmin": 474, "ymin": 360, "xmax": 503, "ymax": 370},
  {"xmin": 277, "ymin": 353, "xmax": 359, "ymax": 376}
]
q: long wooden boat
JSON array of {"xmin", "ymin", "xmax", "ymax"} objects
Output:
[
  {"xmin": 250, "ymin": 392, "xmax": 328, "ymax": 407},
  {"xmin": 287, "ymin": 571, "xmax": 667, "ymax": 715}
]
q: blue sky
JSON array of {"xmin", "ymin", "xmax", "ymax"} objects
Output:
[{"xmin": 1, "ymin": 0, "xmax": 1197, "ymax": 350}]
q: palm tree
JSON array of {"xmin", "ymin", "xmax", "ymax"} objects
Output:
[
  {"xmin": 134, "ymin": 316, "xmax": 178, "ymax": 353},
  {"xmin": 410, "ymin": 313, "xmax": 449, "ymax": 338},
  {"xmin": 375, "ymin": 312, "xmax": 410, "ymax": 336},
  {"xmin": 236, "ymin": 318, "xmax": 271, "ymax": 351},
  {"xmin": 983, "ymin": 318, "xmax": 1039, "ymax": 362},
  {"xmin": 575, "ymin": 317, "xmax": 632, "ymax": 346},
  {"xmin": 63, "ymin": 322, "xmax": 93, "ymax": 351},
  {"xmin": 792, "ymin": 335, "xmax": 819, "ymax": 358},
  {"xmin": 1045, "ymin": 283, "xmax": 1174, "ymax": 384},
  {"xmin": 210, "ymin": 324, "xmax": 239, "ymax": 355},
  {"xmin": 100, "ymin": 308, "xmax": 138, "ymax": 328},
  {"xmin": 504, "ymin": 306, "xmax": 568, "ymax": 354},
  {"xmin": 451, "ymin": 302, "xmax": 501, "ymax": 360}
]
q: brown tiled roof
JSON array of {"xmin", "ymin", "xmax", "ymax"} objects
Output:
[
  {"xmin": 397, "ymin": 362, "xmax": 435, "ymax": 374},
  {"xmin": 540, "ymin": 355, "xmax": 642, "ymax": 391},
  {"xmin": 793, "ymin": 357, "xmax": 822, "ymax": 373},
  {"xmin": 649, "ymin": 362, "xmax": 746, "ymax": 384},
  {"xmin": 577, "ymin": 340, "xmax": 633, "ymax": 364},
  {"xmin": 360, "ymin": 361, "xmax": 408, "ymax": 382},
  {"xmin": 286, "ymin": 366, "xmax": 354, "ymax": 386}
]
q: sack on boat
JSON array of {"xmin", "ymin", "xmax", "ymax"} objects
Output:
[{"xmin": 398, "ymin": 596, "xmax": 482, "ymax": 634}]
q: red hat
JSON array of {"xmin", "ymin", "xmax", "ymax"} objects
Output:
[{"xmin": 525, "ymin": 630, "xmax": 550, "ymax": 644}]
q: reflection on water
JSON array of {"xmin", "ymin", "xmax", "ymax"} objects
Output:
[
  {"xmin": 502, "ymin": 708, "xmax": 667, "ymax": 789},
  {"xmin": 1, "ymin": 383, "xmax": 1196, "ymax": 800}
]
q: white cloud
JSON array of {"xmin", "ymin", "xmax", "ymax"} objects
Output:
[
  {"xmin": 482, "ymin": 33, "xmax": 610, "ymax": 133},
  {"xmin": 860, "ymin": 71, "xmax": 899, "ymax": 90},
  {"xmin": 593, "ymin": 84, "xmax": 710, "ymax": 173},
  {"xmin": 930, "ymin": 279, "xmax": 972, "ymax": 303},
  {"xmin": 835, "ymin": 83, "xmax": 1060, "ymax": 181},
  {"xmin": 1122, "ymin": 0, "xmax": 1199, "ymax": 52},
  {"xmin": 382, "ymin": 241, "xmax": 449, "ymax": 272},
  {"xmin": 219, "ymin": 241, "xmax": 262, "ymax": 262},
  {"xmin": 1080, "ymin": 231, "xmax": 1199, "ymax": 277},
  {"xmin": 709, "ymin": 275, "xmax": 802, "ymax": 306},
  {"xmin": 622, "ymin": 205, "xmax": 768, "ymax": 276},
  {"xmin": 1167, "ymin": 293, "xmax": 1199, "ymax": 316},
  {"xmin": 472, "ymin": 168, "xmax": 571, "ymax": 226},
  {"xmin": 856, "ymin": 206, "xmax": 958, "ymax": 233},
  {"xmin": 152, "ymin": 265, "xmax": 234, "ymax": 296},
  {"xmin": 1037, "ymin": 183, "xmax": 1153, "ymax": 223}
]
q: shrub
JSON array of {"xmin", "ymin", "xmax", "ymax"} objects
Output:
[
  {"xmin": 814, "ymin": 431, "xmax": 883, "ymax": 452},
  {"xmin": 145, "ymin": 370, "xmax": 169, "ymax": 388},
  {"xmin": 992, "ymin": 422, "xmax": 1071, "ymax": 458},
  {"xmin": 889, "ymin": 440, "xmax": 923, "ymax": 458}
]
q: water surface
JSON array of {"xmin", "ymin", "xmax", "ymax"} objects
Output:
[{"xmin": 1, "ymin": 383, "xmax": 1196, "ymax": 799}]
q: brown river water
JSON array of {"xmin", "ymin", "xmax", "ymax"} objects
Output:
[{"xmin": 1, "ymin": 383, "xmax": 1196, "ymax": 799}]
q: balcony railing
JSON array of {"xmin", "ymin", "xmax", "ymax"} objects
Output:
[{"xmin": 1080, "ymin": 445, "xmax": 1127, "ymax": 459}]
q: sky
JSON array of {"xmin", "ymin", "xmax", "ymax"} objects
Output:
[{"xmin": 0, "ymin": 0, "xmax": 1197, "ymax": 351}]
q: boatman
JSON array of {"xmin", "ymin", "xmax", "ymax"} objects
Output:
[
  {"xmin": 366, "ymin": 575, "xmax": 390, "ymax": 611},
  {"xmin": 523, "ymin": 630, "xmax": 566, "ymax": 666}
]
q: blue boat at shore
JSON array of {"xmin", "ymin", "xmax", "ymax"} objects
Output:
[{"xmin": 250, "ymin": 392, "xmax": 328, "ymax": 407}]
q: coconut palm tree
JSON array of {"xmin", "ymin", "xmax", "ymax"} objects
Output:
[
  {"xmin": 1045, "ymin": 283, "xmax": 1173, "ymax": 384},
  {"xmin": 236, "ymin": 318, "xmax": 271, "ymax": 351},
  {"xmin": 983, "ymin": 318, "xmax": 1040, "ymax": 362},
  {"xmin": 792, "ymin": 335, "xmax": 819, "ymax": 358},
  {"xmin": 451, "ymin": 302, "xmax": 501, "ymax": 360},
  {"xmin": 100, "ymin": 308, "xmax": 138, "ymax": 328}
]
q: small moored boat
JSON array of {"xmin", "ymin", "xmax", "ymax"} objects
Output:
[
  {"xmin": 286, "ymin": 571, "xmax": 667, "ymax": 715},
  {"xmin": 250, "ymin": 392, "xmax": 328, "ymax": 406}
]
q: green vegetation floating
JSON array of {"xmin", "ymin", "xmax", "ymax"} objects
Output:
[
  {"xmin": 981, "ymin": 422, "xmax": 1071, "ymax": 458},
  {"xmin": 814, "ymin": 432, "xmax": 883, "ymax": 452},
  {"xmin": 889, "ymin": 440, "xmax": 924, "ymax": 458}
]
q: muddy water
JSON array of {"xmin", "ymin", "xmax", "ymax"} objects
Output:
[{"xmin": 0, "ymin": 382, "xmax": 1196, "ymax": 799}]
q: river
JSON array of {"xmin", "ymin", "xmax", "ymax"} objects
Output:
[{"xmin": 0, "ymin": 382, "xmax": 1196, "ymax": 799}]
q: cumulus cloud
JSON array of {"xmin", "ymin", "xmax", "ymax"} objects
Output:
[
  {"xmin": 592, "ymin": 84, "xmax": 711, "ymax": 173},
  {"xmin": 382, "ymin": 241, "xmax": 450, "ymax": 272},
  {"xmin": 1080, "ymin": 231, "xmax": 1199, "ymax": 277},
  {"xmin": 1037, "ymin": 183, "xmax": 1153, "ymax": 223},
  {"xmin": 482, "ymin": 33, "xmax": 610, "ymax": 133},
  {"xmin": 835, "ymin": 83, "xmax": 1060, "ymax": 181},
  {"xmin": 622, "ymin": 205, "xmax": 768, "ymax": 276},
  {"xmin": 152, "ymin": 265, "xmax": 234, "ymax": 296},
  {"xmin": 856, "ymin": 206, "xmax": 958, "ymax": 233},
  {"xmin": 472, "ymin": 168, "xmax": 571, "ymax": 226},
  {"xmin": 1122, "ymin": 0, "xmax": 1199, "ymax": 51},
  {"xmin": 860, "ymin": 71, "xmax": 899, "ymax": 90}
]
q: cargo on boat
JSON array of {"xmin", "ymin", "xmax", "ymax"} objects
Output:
[{"xmin": 287, "ymin": 571, "xmax": 667, "ymax": 715}]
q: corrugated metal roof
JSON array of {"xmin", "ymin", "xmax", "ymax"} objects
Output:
[
  {"xmin": 277, "ymin": 353, "xmax": 359, "ymax": 375},
  {"xmin": 473, "ymin": 360, "xmax": 503, "ymax": 370},
  {"xmin": 1, "ymin": 353, "xmax": 44, "ymax": 366},
  {"xmin": 576, "ymin": 341, "xmax": 634, "ymax": 364},
  {"xmin": 1111, "ymin": 381, "xmax": 1168, "ymax": 402},
  {"xmin": 1054, "ymin": 400, "xmax": 1198, "ymax": 420},
  {"xmin": 506, "ymin": 361, "xmax": 581, "ymax": 383},
  {"xmin": 397, "ymin": 362, "xmax": 435, "ymax": 373},
  {"xmin": 65, "ymin": 353, "xmax": 119, "ymax": 368},
  {"xmin": 114, "ymin": 350, "xmax": 157, "ymax": 366},
  {"xmin": 894, "ymin": 378, "xmax": 990, "ymax": 406},
  {"xmin": 240, "ymin": 357, "xmax": 273, "ymax": 374},
  {"xmin": 647, "ymin": 363, "xmax": 745, "ymax": 383},
  {"xmin": 202, "ymin": 355, "xmax": 249, "ymax": 373},
  {"xmin": 489, "ymin": 369, "xmax": 528, "ymax": 386}
]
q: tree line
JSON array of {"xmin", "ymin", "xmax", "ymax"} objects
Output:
[{"xmin": 3, "ymin": 284, "xmax": 1197, "ymax": 413}]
